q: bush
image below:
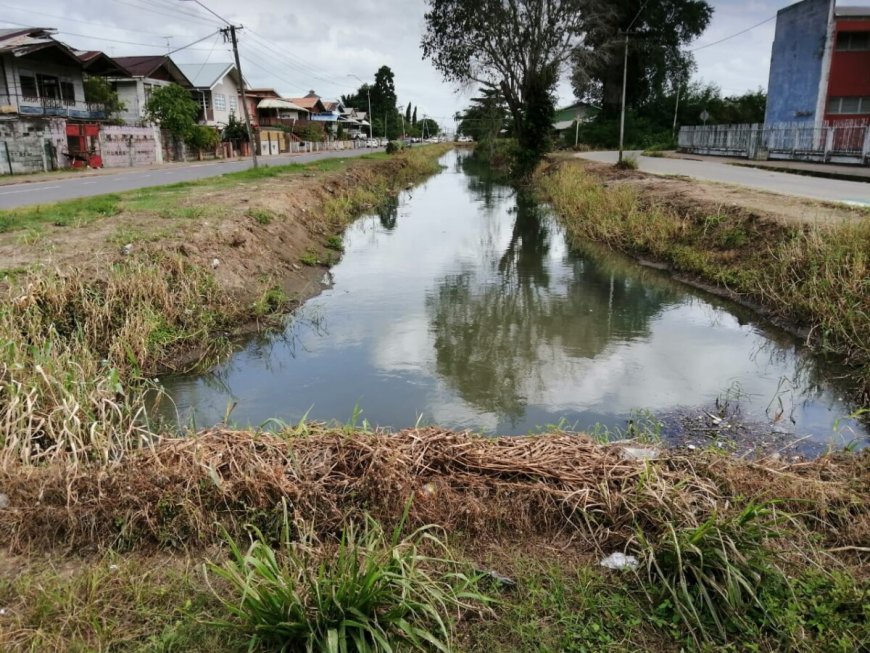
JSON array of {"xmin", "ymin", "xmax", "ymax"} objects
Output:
[
  {"xmin": 207, "ymin": 511, "xmax": 488, "ymax": 652},
  {"xmin": 385, "ymin": 140, "xmax": 405, "ymax": 154},
  {"xmin": 186, "ymin": 125, "xmax": 219, "ymax": 151}
]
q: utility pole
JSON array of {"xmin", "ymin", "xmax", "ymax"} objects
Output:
[
  {"xmin": 180, "ymin": 0, "xmax": 257, "ymax": 168},
  {"xmin": 223, "ymin": 25, "xmax": 258, "ymax": 168},
  {"xmin": 672, "ymin": 83, "xmax": 681, "ymax": 142},
  {"xmin": 618, "ymin": 0, "xmax": 649, "ymax": 165}
]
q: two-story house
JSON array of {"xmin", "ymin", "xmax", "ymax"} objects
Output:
[
  {"xmin": 175, "ymin": 62, "xmax": 242, "ymax": 127},
  {"xmin": 0, "ymin": 27, "xmax": 109, "ymax": 120},
  {"xmin": 107, "ymin": 55, "xmax": 193, "ymax": 124}
]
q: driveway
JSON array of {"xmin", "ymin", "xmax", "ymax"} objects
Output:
[
  {"xmin": 0, "ymin": 147, "xmax": 382, "ymax": 210},
  {"xmin": 577, "ymin": 151, "xmax": 870, "ymax": 207}
]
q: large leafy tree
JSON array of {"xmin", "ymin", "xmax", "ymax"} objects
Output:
[
  {"xmin": 144, "ymin": 83, "xmax": 199, "ymax": 140},
  {"xmin": 572, "ymin": 0, "xmax": 713, "ymax": 114},
  {"xmin": 422, "ymin": 0, "xmax": 588, "ymax": 161},
  {"xmin": 370, "ymin": 66, "xmax": 398, "ymax": 127}
]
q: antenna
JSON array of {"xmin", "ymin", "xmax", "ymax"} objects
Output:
[{"xmin": 163, "ymin": 36, "xmax": 173, "ymax": 54}]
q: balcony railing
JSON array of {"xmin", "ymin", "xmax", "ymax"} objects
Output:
[{"xmin": 7, "ymin": 93, "xmax": 107, "ymax": 120}]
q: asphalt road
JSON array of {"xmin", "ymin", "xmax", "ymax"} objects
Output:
[
  {"xmin": 578, "ymin": 151, "xmax": 870, "ymax": 207},
  {"xmin": 0, "ymin": 147, "xmax": 383, "ymax": 210}
]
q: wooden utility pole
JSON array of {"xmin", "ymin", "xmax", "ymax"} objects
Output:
[{"xmin": 222, "ymin": 25, "xmax": 258, "ymax": 168}]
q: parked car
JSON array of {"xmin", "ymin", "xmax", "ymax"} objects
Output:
[
  {"xmin": 366, "ymin": 138, "xmax": 379, "ymax": 148},
  {"xmin": 457, "ymin": 135, "xmax": 473, "ymax": 143}
]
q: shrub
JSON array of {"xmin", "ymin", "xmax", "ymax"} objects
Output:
[
  {"xmin": 186, "ymin": 125, "xmax": 219, "ymax": 152},
  {"xmin": 207, "ymin": 511, "xmax": 488, "ymax": 653},
  {"xmin": 385, "ymin": 140, "xmax": 404, "ymax": 155}
]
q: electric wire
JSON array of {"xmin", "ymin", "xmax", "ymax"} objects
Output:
[{"xmin": 688, "ymin": 15, "xmax": 776, "ymax": 52}]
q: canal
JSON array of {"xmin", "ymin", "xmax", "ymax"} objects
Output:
[{"xmin": 159, "ymin": 150, "xmax": 867, "ymax": 453}]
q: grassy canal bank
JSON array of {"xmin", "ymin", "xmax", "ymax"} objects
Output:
[
  {"xmin": 0, "ymin": 146, "xmax": 868, "ymax": 652},
  {"xmin": 534, "ymin": 156, "xmax": 870, "ymax": 407}
]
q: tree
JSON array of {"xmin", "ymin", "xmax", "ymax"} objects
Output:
[
  {"xmin": 144, "ymin": 83, "xmax": 199, "ymax": 140},
  {"xmin": 412, "ymin": 106, "xmax": 417, "ymax": 126},
  {"xmin": 405, "ymin": 102, "xmax": 412, "ymax": 125},
  {"xmin": 370, "ymin": 66, "xmax": 398, "ymax": 127},
  {"xmin": 422, "ymin": 0, "xmax": 588, "ymax": 162},
  {"xmin": 222, "ymin": 113, "xmax": 249, "ymax": 142},
  {"xmin": 571, "ymin": 0, "xmax": 713, "ymax": 114},
  {"xmin": 418, "ymin": 117, "xmax": 440, "ymax": 137},
  {"xmin": 83, "ymin": 76, "xmax": 126, "ymax": 120}
]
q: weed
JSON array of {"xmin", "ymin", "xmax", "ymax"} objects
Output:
[
  {"xmin": 207, "ymin": 508, "xmax": 488, "ymax": 653},
  {"xmin": 637, "ymin": 501, "xmax": 790, "ymax": 645},
  {"xmin": 0, "ymin": 194, "xmax": 121, "ymax": 232},
  {"xmin": 252, "ymin": 286, "xmax": 289, "ymax": 316},
  {"xmin": 614, "ymin": 156, "xmax": 638, "ymax": 170},
  {"xmin": 300, "ymin": 250, "xmax": 320, "ymax": 266},
  {"xmin": 246, "ymin": 208, "xmax": 274, "ymax": 225},
  {"xmin": 325, "ymin": 234, "xmax": 344, "ymax": 251}
]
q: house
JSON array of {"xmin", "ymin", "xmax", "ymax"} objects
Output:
[
  {"xmin": 0, "ymin": 27, "xmax": 111, "ymax": 120},
  {"xmin": 175, "ymin": 62, "xmax": 242, "ymax": 127},
  {"xmin": 340, "ymin": 107, "xmax": 370, "ymax": 138},
  {"xmin": 552, "ymin": 101, "xmax": 598, "ymax": 132},
  {"xmin": 245, "ymin": 88, "xmax": 310, "ymax": 128},
  {"xmin": 765, "ymin": 0, "xmax": 870, "ymax": 126},
  {"xmin": 289, "ymin": 91, "xmax": 344, "ymax": 126},
  {"xmin": 107, "ymin": 55, "xmax": 193, "ymax": 124}
]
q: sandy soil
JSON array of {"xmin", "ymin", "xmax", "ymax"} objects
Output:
[{"xmin": 577, "ymin": 158, "xmax": 868, "ymax": 227}]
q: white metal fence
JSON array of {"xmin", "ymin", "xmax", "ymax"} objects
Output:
[{"xmin": 678, "ymin": 120, "xmax": 870, "ymax": 165}]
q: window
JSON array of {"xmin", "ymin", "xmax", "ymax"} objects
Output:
[
  {"xmin": 19, "ymin": 74, "xmax": 37, "ymax": 99},
  {"xmin": 213, "ymin": 93, "xmax": 226, "ymax": 111},
  {"xmin": 60, "ymin": 81, "xmax": 75, "ymax": 105},
  {"xmin": 36, "ymin": 74, "xmax": 60, "ymax": 101},
  {"xmin": 836, "ymin": 31, "xmax": 870, "ymax": 51},
  {"xmin": 229, "ymin": 94, "xmax": 237, "ymax": 112},
  {"xmin": 827, "ymin": 96, "xmax": 870, "ymax": 114}
]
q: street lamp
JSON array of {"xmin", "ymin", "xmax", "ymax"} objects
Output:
[{"xmin": 348, "ymin": 74, "xmax": 373, "ymax": 139}]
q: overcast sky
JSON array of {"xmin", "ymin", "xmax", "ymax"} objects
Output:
[{"xmin": 5, "ymin": 0, "xmax": 870, "ymax": 126}]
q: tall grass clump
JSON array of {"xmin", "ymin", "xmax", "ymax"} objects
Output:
[
  {"xmin": 0, "ymin": 255, "xmax": 238, "ymax": 464},
  {"xmin": 637, "ymin": 501, "xmax": 792, "ymax": 646},
  {"xmin": 207, "ymin": 511, "xmax": 488, "ymax": 653},
  {"xmin": 536, "ymin": 160, "xmax": 870, "ymax": 402}
]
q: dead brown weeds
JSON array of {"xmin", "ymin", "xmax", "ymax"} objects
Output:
[{"xmin": 1, "ymin": 428, "xmax": 866, "ymax": 555}]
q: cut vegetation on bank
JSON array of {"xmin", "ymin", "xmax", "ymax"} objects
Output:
[{"xmin": 535, "ymin": 156, "xmax": 870, "ymax": 406}]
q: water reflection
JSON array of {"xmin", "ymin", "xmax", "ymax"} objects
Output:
[{"xmin": 158, "ymin": 150, "xmax": 867, "ymax": 448}]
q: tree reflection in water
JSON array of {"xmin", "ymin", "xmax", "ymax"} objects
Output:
[
  {"xmin": 426, "ymin": 164, "xmax": 682, "ymax": 424},
  {"xmin": 377, "ymin": 194, "xmax": 400, "ymax": 230}
]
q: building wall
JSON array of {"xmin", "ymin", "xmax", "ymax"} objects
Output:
[
  {"xmin": 764, "ymin": 0, "xmax": 831, "ymax": 124},
  {"xmin": 208, "ymin": 75, "xmax": 240, "ymax": 126},
  {"xmin": 113, "ymin": 77, "xmax": 176, "ymax": 124},
  {"xmin": 3, "ymin": 56, "xmax": 86, "ymax": 114},
  {"xmin": 824, "ymin": 18, "xmax": 870, "ymax": 123}
]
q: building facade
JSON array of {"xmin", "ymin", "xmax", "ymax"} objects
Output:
[{"xmin": 765, "ymin": 1, "xmax": 870, "ymax": 127}]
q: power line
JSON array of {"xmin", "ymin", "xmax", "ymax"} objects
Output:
[
  {"xmin": 167, "ymin": 29, "xmax": 223, "ymax": 55},
  {"xmin": 111, "ymin": 0, "xmax": 221, "ymax": 28},
  {"xmin": 245, "ymin": 29, "xmax": 349, "ymax": 87},
  {"xmin": 0, "ymin": 3, "xmax": 169, "ymax": 36},
  {"xmin": 689, "ymin": 15, "xmax": 776, "ymax": 52},
  {"xmin": 0, "ymin": 19, "xmax": 169, "ymax": 48}
]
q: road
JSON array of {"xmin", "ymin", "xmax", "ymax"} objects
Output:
[
  {"xmin": 0, "ymin": 147, "xmax": 382, "ymax": 210},
  {"xmin": 578, "ymin": 151, "xmax": 870, "ymax": 207}
]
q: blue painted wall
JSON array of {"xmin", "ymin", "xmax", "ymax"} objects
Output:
[{"xmin": 764, "ymin": 0, "xmax": 830, "ymax": 125}]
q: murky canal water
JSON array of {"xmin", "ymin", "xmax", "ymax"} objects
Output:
[{"xmin": 159, "ymin": 151, "xmax": 866, "ymax": 452}]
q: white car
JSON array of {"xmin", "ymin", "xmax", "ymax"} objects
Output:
[{"xmin": 366, "ymin": 139, "xmax": 379, "ymax": 148}]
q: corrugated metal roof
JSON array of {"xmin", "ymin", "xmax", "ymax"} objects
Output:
[
  {"xmin": 258, "ymin": 98, "xmax": 309, "ymax": 112},
  {"xmin": 175, "ymin": 62, "xmax": 236, "ymax": 89}
]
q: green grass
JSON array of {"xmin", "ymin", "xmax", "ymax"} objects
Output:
[
  {"xmin": 0, "ymin": 194, "xmax": 121, "ymax": 232},
  {"xmin": 247, "ymin": 207, "xmax": 275, "ymax": 225},
  {"xmin": 207, "ymin": 511, "xmax": 489, "ymax": 653}
]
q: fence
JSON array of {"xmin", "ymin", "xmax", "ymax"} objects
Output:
[{"xmin": 678, "ymin": 120, "xmax": 870, "ymax": 165}]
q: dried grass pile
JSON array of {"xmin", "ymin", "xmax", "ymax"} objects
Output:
[{"xmin": 1, "ymin": 428, "xmax": 867, "ymax": 553}]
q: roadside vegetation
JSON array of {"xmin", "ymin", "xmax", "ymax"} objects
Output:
[{"xmin": 535, "ymin": 157, "xmax": 870, "ymax": 405}]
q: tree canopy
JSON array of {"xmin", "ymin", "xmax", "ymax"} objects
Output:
[
  {"xmin": 422, "ymin": 0, "xmax": 587, "ymax": 163},
  {"xmin": 144, "ymin": 83, "xmax": 199, "ymax": 140},
  {"xmin": 571, "ymin": 0, "xmax": 713, "ymax": 113},
  {"xmin": 83, "ymin": 76, "xmax": 126, "ymax": 120}
]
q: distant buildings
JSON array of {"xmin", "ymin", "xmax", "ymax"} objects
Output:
[{"xmin": 765, "ymin": 0, "xmax": 870, "ymax": 127}]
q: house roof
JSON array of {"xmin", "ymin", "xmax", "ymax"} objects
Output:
[
  {"xmin": 0, "ymin": 27, "xmax": 83, "ymax": 66},
  {"xmin": 175, "ymin": 62, "xmax": 238, "ymax": 90},
  {"xmin": 111, "ymin": 55, "xmax": 192, "ymax": 86},
  {"xmin": 258, "ymin": 98, "xmax": 309, "ymax": 113},
  {"xmin": 75, "ymin": 50, "xmax": 127, "ymax": 76},
  {"xmin": 290, "ymin": 96, "xmax": 325, "ymax": 110}
]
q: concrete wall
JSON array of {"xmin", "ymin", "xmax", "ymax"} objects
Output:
[
  {"xmin": 99, "ymin": 124, "xmax": 161, "ymax": 168},
  {"xmin": 764, "ymin": 0, "xmax": 831, "ymax": 125},
  {"xmin": 0, "ymin": 118, "xmax": 67, "ymax": 174}
]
